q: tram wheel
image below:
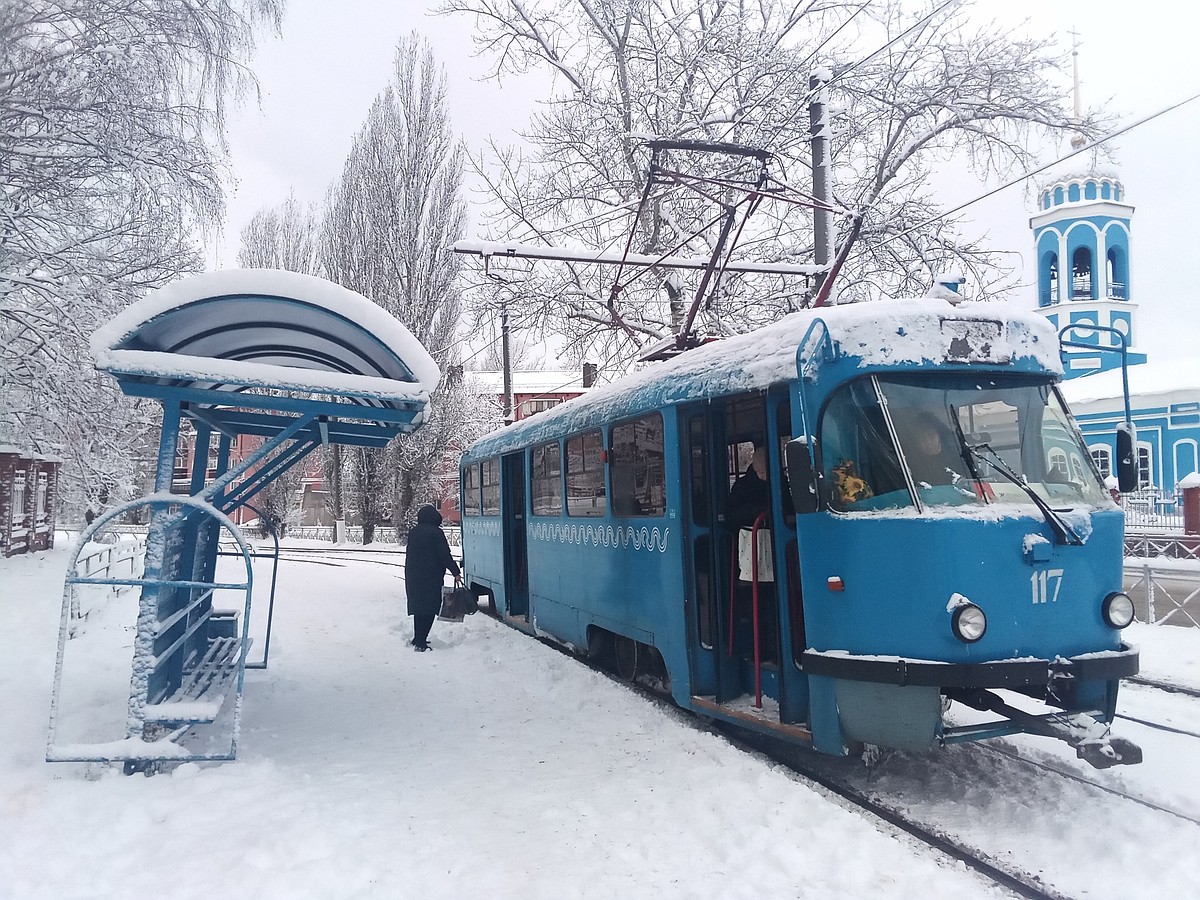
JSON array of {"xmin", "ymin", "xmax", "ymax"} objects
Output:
[{"xmin": 614, "ymin": 634, "xmax": 639, "ymax": 681}]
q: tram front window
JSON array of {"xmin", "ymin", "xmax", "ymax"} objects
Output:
[{"xmin": 821, "ymin": 375, "xmax": 1109, "ymax": 512}]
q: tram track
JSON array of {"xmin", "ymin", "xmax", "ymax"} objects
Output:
[
  {"xmin": 1127, "ymin": 674, "xmax": 1200, "ymax": 699},
  {"xmin": 974, "ymin": 743, "xmax": 1200, "ymax": 827},
  {"xmin": 721, "ymin": 727, "xmax": 1078, "ymax": 900},
  {"xmin": 492, "ymin": 608, "xmax": 1077, "ymax": 900}
]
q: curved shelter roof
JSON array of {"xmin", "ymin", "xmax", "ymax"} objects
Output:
[{"xmin": 92, "ymin": 270, "xmax": 441, "ymax": 441}]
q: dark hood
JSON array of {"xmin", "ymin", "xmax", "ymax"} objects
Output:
[{"xmin": 416, "ymin": 505, "xmax": 443, "ymax": 526}]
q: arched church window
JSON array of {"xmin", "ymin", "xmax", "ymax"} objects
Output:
[
  {"xmin": 1069, "ymin": 454, "xmax": 1085, "ymax": 482},
  {"xmin": 1107, "ymin": 248, "xmax": 1127, "ymax": 300},
  {"xmin": 1042, "ymin": 253, "xmax": 1058, "ymax": 307},
  {"xmin": 1071, "ymin": 247, "xmax": 1093, "ymax": 300},
  {"xmin": 1137, "ymin": 443, "xmax": 1153, "ymax": 488},
  {"xmin": 1089, "ymin": 445, "xmax": 1111, "ymax": 479},
  {"xmin": 1047, "ymin": 448, "xmax": 1069, "ymax": 480}
]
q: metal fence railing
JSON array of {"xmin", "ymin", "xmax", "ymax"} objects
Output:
[
  {"xmin": 282, "ymin": 524, "xmax": 462, "ymax": 547},
  {"xmin": 1123, "ymin": 561, "xmax": 1200, "ymax": 628},
  {"xmin": 1122, "ymin": 487, "xmax": 1185, "ymax": 532}
]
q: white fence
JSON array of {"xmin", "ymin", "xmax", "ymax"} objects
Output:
[{"xmin": 1122, "ymin": 487, "xmax": 1186, "ymax": 532}]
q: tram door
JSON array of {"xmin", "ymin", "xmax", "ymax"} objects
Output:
[
  {"xmin": 680, "ymin": 402, "xmax": 746, "ymax": 701},
  {"xmin": 501, "ymin": 452, "xmax": 529, "ymax": 617}
]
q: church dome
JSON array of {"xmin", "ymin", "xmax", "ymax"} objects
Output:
[{"xmin": 1036, "ymin": 170, "xmax": 1125, "ymax": 211}]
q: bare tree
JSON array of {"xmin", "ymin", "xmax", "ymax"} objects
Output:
[
  {"xmin": 0, "ymin": 0, "xmax": 283, "ymax": 514},
  {"xmin": 320, "ymin": 33, "xmax": 468, "ymax": 543},
  {"xmin": 440, "ymin": 0, "xmax": 1105, "ymax": 368},
  {"xmin": 237, "ymin": 191, "xmax": 322, "ymax": 273},
  {"xmin": 235, "ymin": 192, "xmax": 322, "ymax": 534}
]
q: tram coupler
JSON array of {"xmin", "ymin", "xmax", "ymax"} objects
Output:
[{"xmin": 945, "ymin": 688, "xmax": 1143, "ymax": 769}]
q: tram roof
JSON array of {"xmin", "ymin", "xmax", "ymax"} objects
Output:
[
  {"xmin": 91, "ymin": 270, "xmax": 441, "ymax": 413},
  {"xmin": 464, "ymin": 297, "xmax": 1061, "ymax": 458}
]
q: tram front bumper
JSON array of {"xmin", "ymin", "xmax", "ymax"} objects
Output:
[{"xmin": 801, "ymin": 642, "xmax": 1139, "ymax": 690}]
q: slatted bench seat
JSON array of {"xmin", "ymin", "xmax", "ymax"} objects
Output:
[{"xmin": 143, "ymin": 629, "xmax": 247, "ymax": 725}]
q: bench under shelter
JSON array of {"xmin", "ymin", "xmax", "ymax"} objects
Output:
[{"xmin": 47, "ymin": 269, "xmax": 440, "ymax": 768}]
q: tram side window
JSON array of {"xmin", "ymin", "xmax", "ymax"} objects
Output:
[
  {"xmin": 482, "ymin": 458, "xmax": 501, "ymax": 516},
  {"xmin": 821, "ymin": 380, "xmax": 909, "ymax": 510},
  {"xmin": 531, "ymin": 441, "xmax": 563, "ymax": 516},
  {"xmin": 610, "ymin": 413, "xmax": 666, "ymax": 517},
  {"xmin": 566, "ymin": 430, "xmax": 607, "ymax": 517},
  {"xmin": 463, "ymin": 463, "xmax": 481, "ymax": 516}
]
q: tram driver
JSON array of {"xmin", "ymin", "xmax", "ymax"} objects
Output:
[{"xmin": 898, "ymin": 412, "xmax": 965, "ymax": 488}]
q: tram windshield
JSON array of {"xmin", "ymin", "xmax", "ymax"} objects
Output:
[{"xmin": 820, "ymin": 374, "xmax": 1110, "ymax": 512}]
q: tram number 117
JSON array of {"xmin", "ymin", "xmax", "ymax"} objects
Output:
[{"xmin": 1030, "ymin": 569, "xmax": 1064, "ymax": 604}]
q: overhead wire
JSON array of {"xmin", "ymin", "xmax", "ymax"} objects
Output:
[{"xmin": 851, "ymin": 89, "xmax": 1200, "ymax": 262}]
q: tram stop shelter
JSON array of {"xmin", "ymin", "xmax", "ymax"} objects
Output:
[{"xmin": 48, "ymin": 270, "xmax": 440, "ymax": 768}]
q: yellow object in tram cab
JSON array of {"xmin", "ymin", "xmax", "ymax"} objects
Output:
[{"xmin": 832, "ymin": 459, "xmax": 873, "ymax": 504}]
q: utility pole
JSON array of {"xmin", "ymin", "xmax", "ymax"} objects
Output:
[
  {"xmin": 808, "ymin": 70, "xmax": 834, "ymax": 301},
  {"xmin": 501, "ymin": 298, "xmax": 514, "ymax": 425}
]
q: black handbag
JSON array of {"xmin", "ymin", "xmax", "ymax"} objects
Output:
[{"xmin": 438, "ymin": 585, "xmax": 473, "ymax": 622}]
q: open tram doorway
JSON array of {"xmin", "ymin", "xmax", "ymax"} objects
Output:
[
  {"xmin": 681, "ymin": 391, "xmax": 807, "ymax": 723},
  {"xmin": 501, "ymin": 452, "xmax": 529, "ymax": 619}
]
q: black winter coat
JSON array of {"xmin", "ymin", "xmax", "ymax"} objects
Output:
[{"xmin": 405, "ymin": 505, "xmax": 460, "ymax": 616}]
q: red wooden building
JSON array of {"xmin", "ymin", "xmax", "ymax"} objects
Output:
[{"xmin": 1, "ymin": 446, "xmax": 62, "ymax": 557}]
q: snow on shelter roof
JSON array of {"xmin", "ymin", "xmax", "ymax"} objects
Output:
[
  {"xmin": 466, "ymin": 297, "xmax": 1061, "ymax": 458},
  {"xmin": 91, "ymin": 270, "xmax": 441, "ymax": 407}
]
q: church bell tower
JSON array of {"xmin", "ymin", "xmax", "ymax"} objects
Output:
[{"xmin": 1031, "ymin": 173, "xmax": 1147, "ymax": 378}]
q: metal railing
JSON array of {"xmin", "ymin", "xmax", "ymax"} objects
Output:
[
  {"xmin": 282, "ymin": 523, "xmax": 462, "ymax": 547},
  {"xmin": 74, "ymin": 536, "xmax": 146, "ymax": 593},
  {"xmin": 1123, "ymin": 561, "xmax": 1200, "ymax": 627},
  {"xmin": 1122, "ymin": 487, "xmax": 1185, "ymax": 532}
]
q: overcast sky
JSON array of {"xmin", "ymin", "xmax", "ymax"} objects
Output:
[{"xmin": 215, "ymin": 0, "xmax": 1200, "ymax": 363}]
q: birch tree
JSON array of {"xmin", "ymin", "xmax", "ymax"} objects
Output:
[
  {"xmin": 0, "ymin": 0, "xmax": 283, "ymax": 514},
  {"xmin": 440, "ymin": 0, "xmax": 1105, "ymax": 368},
  {"xmin": 320, "ymin": 33, "xmax": 468, "ymax": 543}
]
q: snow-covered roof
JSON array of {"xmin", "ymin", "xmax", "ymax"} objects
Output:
[
  {"xmin": 467, "ymin": 370, "xmax": 588, "ymax": 395},
  {"xmin": 1059, "ymin": 357, "xmax": 1200, "ymax": 406},
  {"xmin": 91, "ymin": 270, "xmax": 441, "ymax": 407},
  {"xmin": 467, "ymin": 297, "xmax": 1060, "ymax": 457}
]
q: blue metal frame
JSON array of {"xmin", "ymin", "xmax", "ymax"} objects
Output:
[
  {"xmin": 51, "ymin": 280, "xmax": 438, "ymax": 767},
  {"xmin": 48, "ymin": 495, "xmax": 255, "ymax": 764}
]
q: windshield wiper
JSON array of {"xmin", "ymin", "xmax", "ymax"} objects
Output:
[{"xmin": 949, "ymin": 407, "xmax": 1084, "ymax": 546}]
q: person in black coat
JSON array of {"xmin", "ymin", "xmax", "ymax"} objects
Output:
[{"xmin": 405, "ymin": 505, "xmax": 460, "ymax": 651}]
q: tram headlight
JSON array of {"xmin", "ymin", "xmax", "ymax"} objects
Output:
[
  {"xmin": 1102, "ymin": 592, "xmax": 1135, "ymax": 629},
  {"xmin": 951, "ymin": 603, "xmax": 987, "ymax": 643}
]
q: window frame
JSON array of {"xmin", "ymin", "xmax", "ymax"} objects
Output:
[
  {"xmin": 530, "ymin": 440, "xmax": 563, "ymax": 516},
  {"xmin": 610, "ymin": 412, "xmax": 667, "ymax": 517},
  {"xmin": 565, "ymin": 429, "xmax": 607, "ymax": 517},
  {"xmin": 462, "ymin": 462, "xmax": 482, "ymax": 517},
  {"xmin": 482, "ymin": 457, "xmax": 501, "ymax": 516}
]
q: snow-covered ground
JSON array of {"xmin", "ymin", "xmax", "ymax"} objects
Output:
[{"xmin": 2, "ymin": 541, "xmax": 1198, "ymax": 899}]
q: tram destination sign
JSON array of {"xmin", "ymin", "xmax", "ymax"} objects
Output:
[{"xmin": 939, "ymin": 317, "xmax": 1010, "ymax": 365}]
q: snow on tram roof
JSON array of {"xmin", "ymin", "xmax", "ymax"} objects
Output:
[
  {"xmin": 466, "ymin": 297, "xmax": 1061, "ymax": 456},
  {"xmin": 91, "ymin": 269, "xmax": 441, "ymax": 402}
]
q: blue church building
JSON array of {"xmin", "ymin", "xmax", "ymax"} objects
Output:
[{"xmin": 1032, "ymin": 173, "xmax": 1199, "ymax": 496}]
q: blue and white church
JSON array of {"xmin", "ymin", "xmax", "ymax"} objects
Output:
[{"xmin": 1033, "ymin": 173, "xmax": 1199, "ymax": 495}]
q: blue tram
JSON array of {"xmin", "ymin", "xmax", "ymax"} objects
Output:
[{"xmin": 458, "ymin": 298, "xmax": 1142, "ymax": 767}]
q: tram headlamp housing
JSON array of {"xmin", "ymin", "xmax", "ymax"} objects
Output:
[
  {"xmin": 1102, "ymin": 592, "xmax": 1135, "ymax": 629},
  {"xmin": 951, "ymin": 603, "xmax": 987, "ymax": 643}
]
